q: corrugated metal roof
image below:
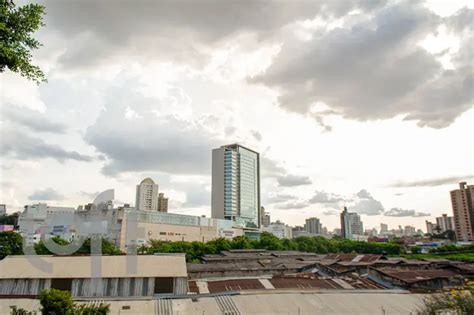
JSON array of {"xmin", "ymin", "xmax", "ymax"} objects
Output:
[
  {"xmin": 377, "ymin": 269, "xmax": 459, "ymax": 283},
  {"xmin": 0, "ymin": 255, "xmax": 187, "ymax": 279}
]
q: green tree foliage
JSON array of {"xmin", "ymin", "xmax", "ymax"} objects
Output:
[
  {"xmin": 0, "ymin": 0, "xmax": 46, "ymax": 83},
  {"xmin": 39, "ymin": 289, "xmax": 110, "ymax": 315},
  {"xmin": 9, "ymin": 306, "xmax": 36, "ymax": 315},
  {"xmin": 143, "ymin": 232, "xmax": 402, "ymax": 262},
  {"xmin": 74, "ymin": 302, "xmax": 110, "ymax": 315},
  {"xmin": 34, "ymin": 236, "xmax": 123, "ymax": 256},
  {"xmin": 429, "ymin": 230, "xmax": 456, "ymax": 241},
  {"xmin": 0, "ymin": 231, "xmax": 23, "ymax": 258},
  {"xmin": 39, "ymin": 289, "xmax": 75, "ymax": 315},
  {"xmin": 429, "ymin": 243, "xmax": 474, "ymax": 254},
  {"xmin": 0, "ymin": 212, "xmax": 19, "ymax": 226},
  {"xmin": 416, "ymin": 291, "xmax": 474, "ymax": 315}
]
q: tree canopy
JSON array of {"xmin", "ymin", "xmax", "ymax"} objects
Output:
[
  {"xmin": 140, "ymin": 232, "xmax": 402, "ymax": 262},
  {"xmin": 0, "ymin": 231, "xmax": 23, "ymax": 258},
  {"xmin": 34, "ymin": 236, "xmax": 123, "ymax": 256},
  {"xmin": 1, "ymin": 0, "xmax": 46, "ymax": 83}
]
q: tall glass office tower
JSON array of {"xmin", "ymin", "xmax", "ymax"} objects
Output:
[{"xmin": 212, "ymin": 144, "xmax": 260, "ymax": 228}]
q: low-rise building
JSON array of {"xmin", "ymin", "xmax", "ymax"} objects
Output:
[
  {"xmin": 120, "ymin": 209, "xmax": 246, "ymax": 250},
  {"xmin": 263, "ymin": 220, "xmax": 292, "ymax": 239},
  {"xmin": 368, "ymin": 268, "xmax": 464, "ymax": 290},
  {"xmin": 0, "ymin": 255, "xmax": 188, "ymax": 297}
]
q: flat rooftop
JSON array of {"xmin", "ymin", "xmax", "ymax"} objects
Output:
[{"xmin": 0, "ymin": 292, "xmax": 425, "ymax": 315}]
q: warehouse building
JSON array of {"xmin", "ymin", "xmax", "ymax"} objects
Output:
[{"xmin": 0, "ymin": 255, "xmax": 188, "ymax": 297}]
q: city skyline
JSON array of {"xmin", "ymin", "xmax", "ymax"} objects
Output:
[{"xmin": 1, "ymin": 0, "xmax": 473, "ymax": 232}]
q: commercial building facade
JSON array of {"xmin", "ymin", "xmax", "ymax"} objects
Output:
[
  {"xmin": 211, "ymin": 144, "xmax": 261, "ymax": 228},
  {"xmin": 450, "ymin": 182, "xmax": 474, "ymax": 241},
  {"xmin": 119, "ymin": 210, "xmax": 245, "ymax": 250}
]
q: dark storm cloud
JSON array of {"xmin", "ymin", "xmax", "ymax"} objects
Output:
[
  {"xmin": 2, "ymin": 106, "xmax": 67, "ymax": 134},
  {"xmin": 1, "ymin": 127, "xmax": 93, "ymax": 163},
  {"xmin": 38, "ymin": 0, "xmax": 387, "ymax": 69},
  {"xmin": 389, "ymin": 175, "xmax": 474, "ymax": 187},
  {"xmin": 277, "ymin": 174, "xmax": 312, "ymax": 187},
  {"xmin": 384, "ymin": 207, "xmax": 430, "ymax": 217},
  {"xmin": 28, "ymin": 188, "xmax": 65, "ymax": 201},
  {"xmin": 253, "ymin": 3, "xmax": 474, "ymax": 128}
]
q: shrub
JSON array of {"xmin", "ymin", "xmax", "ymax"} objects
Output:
[
  {"xmin": 75, "ymin": 302, "xmax": 110, "ymax": 315},
  {"xmin": 416, "ymin": 291, "xmax": 474, "ymax": 315},
  {"xmin": 9, "ymin": 306, "xmax": 36, "ymax": 315},
  {"xmin": 39, "ymin": 289, "xmax": 75, "ymax": 315}
]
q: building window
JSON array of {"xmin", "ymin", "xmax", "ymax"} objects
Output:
[
  {"xmin": 154, "ymin": 277, "xmax": 174, "ymax": 294},
  {"xmin": 51, "ymin": 278, "xmax": 73, "ymax": 291}
]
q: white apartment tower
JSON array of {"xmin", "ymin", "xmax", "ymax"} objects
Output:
[
  {"xmin": 450, "ymin": 182, "xmax": 474, "ymax": 241},
  {"xmin": 341, "ymin": 207, "xmax": 364, "ymax": 239},
  {"xmin": 135, "ymin": 178, "xmax": 159, "ymax": 211},
  {"xmin": 211, "ymin": 144, "xmax": 260, "ymax": 228}
]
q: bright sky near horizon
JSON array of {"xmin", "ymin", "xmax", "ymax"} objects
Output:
[{"xmin": 1, "ymin": 0, "xmax": 473, "ymax": 231}]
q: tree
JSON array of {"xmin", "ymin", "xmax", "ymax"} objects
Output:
[
  {"xmin": 0, "ymin": 212, "xmax": 20, "ymax": 226},
  {"xmin": 34, "ymin": 236, "xmax": 123, "ymax": 256},
  {"xmin": 416, "ymin": 291, "xmax": 474, "ymax": 315},
  {"xmin": 39, "ymin": 289, "xmax": 75, "ymax": 315},
  {"xmin": 411, "ymin": 246, "xmax": 421, "ymax": 254},
  {"xmin": 0, "ymin": 231, "xmax": 23, "ymax": 258},
  {"xmin": 1, "ymin": 0, "xmax": 46, "ymax": 83},
  {"xmin": 39, "ymin": 289, "xmax": 110, "ymax": 315}
]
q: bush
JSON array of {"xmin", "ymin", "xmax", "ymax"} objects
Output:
[
  {"xmin": 75, "ymin": 302, "xmax": 110, "ymax": 315},
  {"xmin": 10, "ymin": 306, "xmax": 36, "ymax": 315},
  {"xmin": 39, "ymin": 289, "xmax": 110, "ymax": 315},
  {"xmin": 39, "ymin": 289, "xmax": 75, "ymax": 315},
  {"xmin": 411, "ymin": 246, "xmax": 421, "ymax": 254},
  {"xmin": 416, "ymin": 291, "xmax": 474, "ymax": 315},
  {"xmin": 0, "ymin": 231, "xmax": 23, "ymax": 258}
]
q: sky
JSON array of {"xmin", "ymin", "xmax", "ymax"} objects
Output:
[{"xmin": 1, "ymin": 0, "xmax": 473, "ymax": 232}]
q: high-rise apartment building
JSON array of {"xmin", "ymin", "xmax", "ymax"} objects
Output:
[
  {"xmin": 304, "ymin": 217, "xmax": 322, "ymax": 235},
  {"xmin": 340, "ymin": 207, "xmax": 363, "ymax": 239},
  {"xmin": 135, "ymin": 178, "xmax": 159, "ymax": 211},
  {"xmin": 436, "ymin": 214, "xmax": 454, "ymax": 232},
  {"xmin": 450, "ymin": 182, "xmax": 474, "ymax": 241},
  {"xmin": 426, "ymin": 220, "xmax": 437, "ymax": 234},
  {"xmin": 380, "ymin": 223, "xmax": 388, "ymax": 235},
  {"xmin": 261, "ymin": 208, "xmax": 271, "ymax": 228},
  {"xmin": 0, "ymin": 204, "xmax": 6, "ymax": 215},
  {"xmin": 211, "ymin": 144, "xmax": 260, "ymax": 228},
  {"xmin": 404, "ymin": 225, "xmax": 416, "ymax": 237},
  {"xmin": 158, "ymin": 193, "xmax": 169, "ymax": 213}
]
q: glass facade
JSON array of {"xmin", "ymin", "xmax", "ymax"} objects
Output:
[
  {"xmin": 222, "ymin": 145, "xmax": 260, "ymax": 228},
  {"xmin": 238, "ymin": 147, "xmax": 259, "ymax": 228}
]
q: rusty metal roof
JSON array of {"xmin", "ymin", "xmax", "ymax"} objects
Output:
[{"xmin": 376, "ymin": 269, "xmax": 459, "ymax": 283}]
